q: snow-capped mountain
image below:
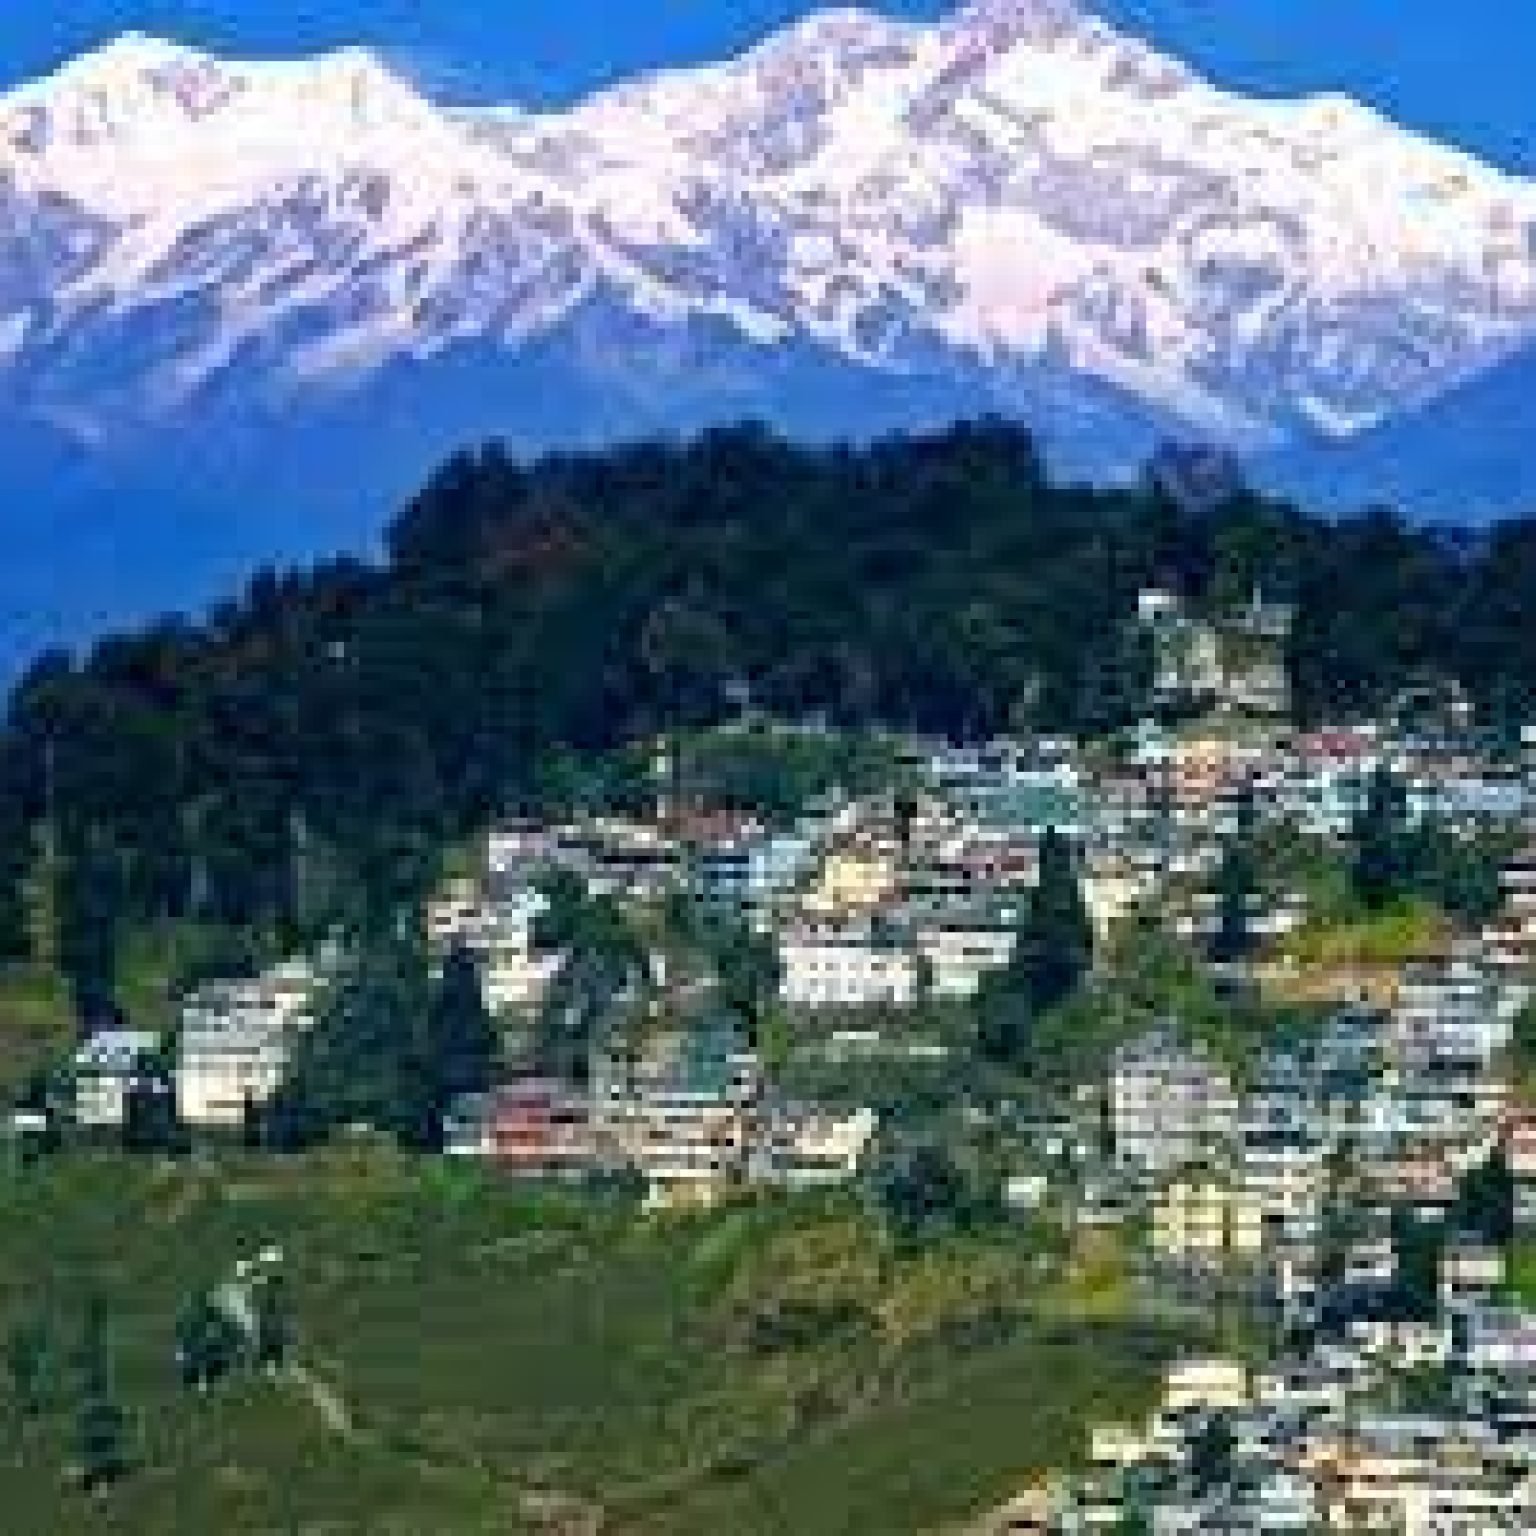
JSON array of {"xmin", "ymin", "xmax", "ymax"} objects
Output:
[
  {"xmin": 2, "ymin": 4, "xmax": 1534, "ymax": 457},
  {"xmin": 5, "ymin": 1, "xmax": 1536, "ymax": 673}
]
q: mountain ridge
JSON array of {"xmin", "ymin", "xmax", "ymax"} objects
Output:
[
  {"xmin": 3, "ymin": 4, "xmax": 1536, "ymax": 670},
  {"xmin": 3, "ymin": 6, "xmax": 1534, "ymax": 448}
]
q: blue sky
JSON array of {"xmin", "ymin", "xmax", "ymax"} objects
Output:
[{"xmin": 1, "ymin": 1, "xmax": 1530, "ymax": 172}]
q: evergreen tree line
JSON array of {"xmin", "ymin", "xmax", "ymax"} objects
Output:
[
  {"xmin": 3, "ymin": 419, "xmax": 1536, "ymax": 976},
  {"xmin": 265, "ymin": 937, "xmax": 500, "ymax": 1152},
  {"xmin": 5, "ymin": 1299, "xmax": 129, "ymax": 1494},
  {"xmin": 5, "ymin": 1271, "xmax": 295, "ymax": 1498}
]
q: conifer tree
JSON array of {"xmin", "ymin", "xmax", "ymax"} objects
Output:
[
  {"xmin": 1352, "ymin": 763, "xmax": 1409, "ymax": 910},
  {"xmin": 22, "ymin": 817, "xmax": 63, "ymax": 972},
  {"xmin": 75, "ymin": 1300, "xmax": 128, "ymax": 1493},
  {"xmin": 279, "ymin": 928, "xmax": 432, "ymax": 1145},
  {"xmin": 430, "ymin": 944, "xmax": 499, "ymax": 1103},
  {"xmin": 6, "ymin": 1317, "xmax": 50, "ymax": 1422},
  {"xmin": 978, "ymin": 828, "xmax": 1093, "ymax": 1065},
  {"xmin": 1019, "ymin": 828, "xmax": 1095, "ymax": 1014},
  {"xmin": 1210, "ymin": 778, "xmax": 1259, "ymax": 964},
  {"xmin": 252, "ymin": 1274, "xmax": 292, "ymax": 1375},
  {"xmin": 122, "ymin": 1071, "xmax": 180, "ymax": 1154},
  {"xmin": 175, "ymin": 1293, "xmax": 242, "ymax": 1394},
  {"xmin": 56, "ymin": 829, "xmax": 123, "ymax": 1030},
  {"xmin": 240, "ymin": 1089, "xmax": 264, "ymax": 1151}
]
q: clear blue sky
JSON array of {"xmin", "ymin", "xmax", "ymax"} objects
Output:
[{"xmin": 2, "ymin": 1, "xmax": 1530, "ymax": 172}]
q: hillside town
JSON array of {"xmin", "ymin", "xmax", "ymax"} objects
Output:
[{"xmin": 17, "ymin": 584, "xmax": 1536, "ymax": 1531}]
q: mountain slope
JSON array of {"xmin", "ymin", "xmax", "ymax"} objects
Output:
[{"xmin": 1268, "ymin": 344, "xmax": 1536, "ymax": 519}]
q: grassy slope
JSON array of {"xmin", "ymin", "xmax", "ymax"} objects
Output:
[
  {"xmin": 1281, "ymin": 898, "xmax": 1450, "ymax": 970},
  {"xmin": 1511, "ymin": 1244, "xmax": 1536, "ymax": 1307},
  {"xmin": 0, "ymin": 964, "xmax": 73, "ymax": 1096},
  {"xmin": 637, "ymin": 1325, "xmax": 1156, "ymax": 1535},
  {"xmin": 0, "ymin": 1150, "xmax": 1185, "ymax": 1535}
]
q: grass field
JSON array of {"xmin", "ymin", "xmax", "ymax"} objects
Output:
[{"xmin": 0, "ymin": 1148, "xmax": 1187, "ymax": 1534}]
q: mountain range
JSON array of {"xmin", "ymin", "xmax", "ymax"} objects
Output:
[{"xmin": 6, "ymin": 0, "xmax": 1536, "ymax": 669}]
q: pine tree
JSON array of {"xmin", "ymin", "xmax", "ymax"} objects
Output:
[
  {"xmin": 1454, "ymin": 1151, "xmax": 1515, "ymax": 1248},
  {"xmin": 1390, "ymin": 1207, "xmax": 1444, "ymax": 1321},
  {"xmin": 22, "ymin": 816, "xmax": 63, "ymax": 972},
  {"xmin": 708, "ymin": 916, "xmax": 782, "ymax": 1046},
  {"xmin": 252, "ymin": 1274, "xmax": 292, "ymax": 1375},
  {"xmin": 240, "ymin": 1090, "xmax": 264, "ymax": 1150},
  {"xmin": 1210, "ymin": 779, "xmax": 1259, "ymax": 964},
  {"xmin": 175, "ymin": 1293, "xmax": 242, "ymax": 1394},
  {"xmin": 1352, "ymin": 764, "xmax": 1409, "ymax": 911},
  {"xmin": 1020, "ymin": 828, "xmax": 1094, "ymax": 1015},
  {"xmin": 77, "ymin": 1394, "xmax": 128, "ymax": 1493},
  {"xmin": 121, "ymin": 1073, "xmax": 179, "ymax": 1154},
  {"xmin": 74, "ymin": 1300, "xmax": 128, "ymax": 1492},
  {"xmin": 1210, "ymin": 840, "xmax": 1257, "ymax": 965},
  {"xmin": 56, "ymin": 829, "xmax": 123, "ymax": 1031},
  {"xmin": 6, "ymin": 1317, "xmax": 50, "ymax": 1421},
  {"xmin": 535, "ymin": 955, "xmax": 611, "ymax": 1085},
  {"xmin": 1076, "ymin": 619, "xmax": 1150, "ymax": 738},
  {"xmin": 977, "ymin": 829, "xmax": 1093, "ymax": 1066},
  {"xmin": 878, "ymin": 1143, "xmax": 968, "ymax": 1248},
  {"xmin": 430, "ymin": 945, "xmax": 499, "ymax": 1103},
  {"xmin": 1189, "ymin": 1411, "xmax": 1236, "ymax": 1495},
  {"xmin": 279, "ymin": 929, "xmax": 433, "ymax": 1145}
]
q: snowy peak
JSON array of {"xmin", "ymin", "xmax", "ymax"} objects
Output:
[
  {"xmin": 2, "ymin": 34, "xmax": 436, "ymax": 175},
  {"xmin": 49, "ymin": 31, "xmax": 217, "ymax": 86},
  {"xmin": 949, "ymin": 0, "xmax": 1094, "ymax": 44},
  {"xmin": 3, "ymin": 34, "xmax": 234, "ymax": 151},
  {"xmin": 0, "ymin": 6, "xmax": 1530, "ymax": 463}
]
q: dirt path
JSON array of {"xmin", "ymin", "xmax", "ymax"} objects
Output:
[{"xmin": 287, "ymin": 1361, "xmax": 360, "ymax": 1442}]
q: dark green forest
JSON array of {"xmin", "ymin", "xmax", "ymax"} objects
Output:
[{"xmin": 4, "ymin": 419, "xmax": 1536, "ymax": 964}]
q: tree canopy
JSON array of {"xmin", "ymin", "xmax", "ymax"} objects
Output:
[
  {"xmin": 3, "ymin": 421, "xmax": 1534, "ymax": 937},
  {"xmin": 977, "ymin": 829, "xmax": 1093, "ymax": 1067}
]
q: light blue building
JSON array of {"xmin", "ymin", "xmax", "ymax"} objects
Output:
[{"xmin": 695, "ymin": 832, "xmax": 814, "ymax": 908}]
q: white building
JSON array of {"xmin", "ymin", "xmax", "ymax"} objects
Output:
[
  {"xmin": 1111, "ymin": 1030, "xmax": 1239, "ymax": 1173},
  {"xmin": 696, "ymin": 832, "xmax": 813, "ymax": 908},
  {"xmin": 176, "ymin": 959, "xmax": 318, "ymax": 1127},
  {"xmin": 426, "ymin": 879, "xmax": 561, "ymax": 1012},
  {"xmin": 1161, "ymin": 1357, "xmax": 1249, "ymax": 1413},
  {"xmin": 913, "ymin": 916, "xmax": 1018, "ymax": 1000},
  {"xmin": 753, "ymin": 1106, "xmax": 879, "ymax": 1189},
  {"xmin": 1439, "ymin": 1241, "xmax": 1506, "ymax": 1312},
  {"xmin": 1241, "ymin": 1133, "xmax": 1328, "ymax": 1248},
  {"xmin": 485, "ymin": 822, "xmax": 557, "ymax": 880},
  {"xmin": 72, "ymin": 1029, "xmax": 161, "ymax": 1129},
  {"xmin": 1394, "ymin": 955, "xmax": 1506, "ymax": 1064},
  {"xmin": 779, "ymin": 924, "xmax": 919, "ymax": 1009}
]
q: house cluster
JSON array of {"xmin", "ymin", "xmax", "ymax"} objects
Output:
[
  {"xmin": 1099, "ymin": 947, "xmax": 1517, "ymax": 1316},
  {"xmin": 424, "ymin": 872, "xmax": 564, "ymax": 1011},
  {"xmin": 393, "ymin": 696, "xmax": 1535, "ymax": 1040},
  {"xmin": 790, "ymin": 714, "xmax": 1530, "ymax": 1010},
  {"xmin": 34, "ymin": 684, "xmax": 1536, "ymax": 1528},
  {"xmin": 52, "ymin": 703, "xmax": 1534, "ymax": 1153},
  {"xmin": 994, "ymin": 946, "xmax": 1536, "ymax": 1530},
  {"xmin": 1036, "ymin": 1342, "xmax": 1536, "ymax": 1532},
  {"xmin": 66, "ymin": 955, "xmax": 328, "ymax": 1134},
  {"xmin": 443, "ymin": 1024, "xmax": 878, "ymax": 1209}
]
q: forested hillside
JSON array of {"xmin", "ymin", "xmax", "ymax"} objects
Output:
[{"xmin": 3, "ymin": 419, "xmax": 1535, "ymax": 959}]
